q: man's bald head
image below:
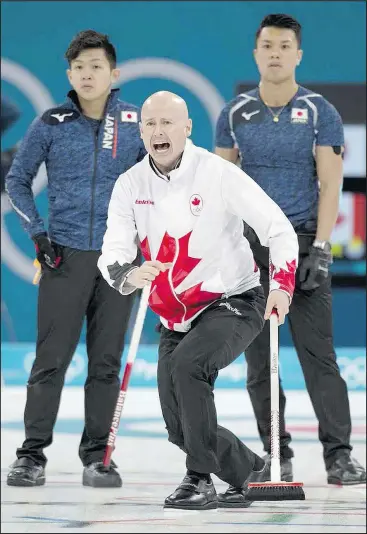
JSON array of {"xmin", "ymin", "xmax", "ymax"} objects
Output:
[
  {"xmin": 140, "ymin": 91, "xmax": 192, "ymax": 174},
  {"xmin": 141, "ymin": 91, "xmax": 189, "ymax": 122}
]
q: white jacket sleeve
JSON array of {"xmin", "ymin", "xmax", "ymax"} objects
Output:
[
  {"xmin": 97, "ymin": 173, "xmax": 139, "ymax": 295},
  {"xmin": 220, "ymin": 162, "xmax": 299, "ymax": 300}
]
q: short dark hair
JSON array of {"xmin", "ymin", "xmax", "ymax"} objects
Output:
[
  {"xmin": 255, "ymin": 14, "xmax": 302, "ymax": 47},
  {"xmin": 65, "ymin": 30, "xmax": 117, "ymax": 68}
]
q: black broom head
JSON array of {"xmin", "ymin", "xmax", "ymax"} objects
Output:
[{"xmin": 246, "ymin": 481, "xmax": 305, "ymax": 501}]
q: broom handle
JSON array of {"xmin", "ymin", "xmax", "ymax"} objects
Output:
[
  {"xmin": 103, "ymin": 283, "xmax": 151, "ymax": 467},
  {"xmin": 270, "ymin": 311, "xmax": 281, "ymax": 482}
]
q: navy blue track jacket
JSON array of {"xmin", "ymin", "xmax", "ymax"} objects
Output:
[{"xmin": 6, "ymin": 88, "xmax": 146, "ymax": 250}]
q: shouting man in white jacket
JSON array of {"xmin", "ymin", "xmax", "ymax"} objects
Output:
[{"xmin": 98, "ymin": 91, "xmax": 299, "ymax": 511}]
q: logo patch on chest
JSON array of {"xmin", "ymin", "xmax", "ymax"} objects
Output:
[
  {"xmin": 190, "ymin": 194, "xmax": 203, "ymax": 216},
  {"xmin": 291, "ymin": 108, "xmax": 308, "ymax": 124},
  {"xmin": 41, "ymin": 108, "xmax": 79, "ymax": 125},
  {"xmin": 121, "ymin": 111, "xmax": 138, "ymax": 122}
]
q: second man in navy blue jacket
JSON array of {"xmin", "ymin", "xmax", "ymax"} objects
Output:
[{"xmin": 6, "ymin": 30, "xmax": 146, "ymax": 488}]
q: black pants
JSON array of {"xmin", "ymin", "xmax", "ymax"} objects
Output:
[
  {"xmin": 16, "ymin": 246, "xmax": 135, "ymax": 467},
  {"xmin": 245, "ymin": 236, "xmax": 352, "ymax": 470},
  {"xmin": 158, "ymin": 287, "xmax": 266, "ymax": 487}
]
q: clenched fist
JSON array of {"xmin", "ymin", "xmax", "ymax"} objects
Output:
[
  {"xmin": 264, "ymin": 290, "xmax": 290, "ymax": 325},
  {"xmin": 127, "ymin": 260, "xmax": 172, "ymax": 288}
]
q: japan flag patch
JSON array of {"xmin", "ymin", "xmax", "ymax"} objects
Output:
[
  {"xmin": 291, "ymin": 108, "xmax": 308, "ymax": 124},
  {"xmin": 121, "ymin": 111, "xmax": 138, "ymax": 122}
]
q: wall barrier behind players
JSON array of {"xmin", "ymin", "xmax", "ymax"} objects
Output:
[{"xmin": 1, "ymin": 343, "xmax": 365, "ymax": 391}]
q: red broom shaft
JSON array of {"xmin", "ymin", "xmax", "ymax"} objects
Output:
[
  {"xmin": 103, "ymin": 362, "xmax": 134, "ymax": 466},
  {"xmin": 103, "ymin": 284, "xmax": 151, "ymax": 468}
]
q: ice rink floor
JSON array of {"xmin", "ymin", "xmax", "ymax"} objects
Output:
[{"xmin": 1, "ymin": 387, "xmax": 366, "ymax": 533}]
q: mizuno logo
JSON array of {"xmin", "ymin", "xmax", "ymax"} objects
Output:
[
  {"xmin": 241, "ymin": 110, "xmax": 260, "ymax": 121},
  {"xmin": 51, "ymin": 113, "xmax": 73, "ymax": 123}
]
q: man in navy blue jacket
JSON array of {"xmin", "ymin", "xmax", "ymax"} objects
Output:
[{"xmin": 6, "ymin": 30, "xmax": 146, "ymax": 488}]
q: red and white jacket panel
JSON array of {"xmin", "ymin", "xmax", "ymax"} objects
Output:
[{"xmin": 98, "ymin": 142, "xmax": 299, "ymax": 332}]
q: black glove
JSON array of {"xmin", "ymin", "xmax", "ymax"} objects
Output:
[
  {"xmin": 33, "ymin": 232, "xmax": 61, "ymax": 270},
  {"xmin": 299, "ymin": 245, "xmax": 332, "ymax": 290}
]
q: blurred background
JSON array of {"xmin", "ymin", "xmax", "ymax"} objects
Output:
[{"xmin": 1, "ymin": 1, "xmax": 365, "ymax": 392}]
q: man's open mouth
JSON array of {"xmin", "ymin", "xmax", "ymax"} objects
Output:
[{"xmin": 153, "ymin": 142, "xmax": 171, "ymax": 153}]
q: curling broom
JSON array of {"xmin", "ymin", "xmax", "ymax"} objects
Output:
[
  {"xmin": 246, "ymin": 311, "xmax": 305, "ymax": 501},
  {"xmin": 103, "ymin": 283, "xmax": 151, "ymax": 468},
  {"xmin": 33, "ymin": 259, "xmax": 42, "ymax": 285}
]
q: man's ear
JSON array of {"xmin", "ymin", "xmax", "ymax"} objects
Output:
[
  {"xmin": 296, "ymin": 49, "xmax": 303, "ymax": 66},
  {"xmin": 186, "ymin": 119, "xmax": 192, "ymax": 137},
  {"xmin": 111, "ymin": 68, "xmax": 120, "ymax": 84}
]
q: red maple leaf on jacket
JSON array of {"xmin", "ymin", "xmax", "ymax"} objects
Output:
[
  {"xmin": 140, "ymin": 231, "xmax": 222, "ymax": 328},
  {"xmin": 271, "ymin": 259, "xmax": 297, "ymax": 296},
  {"xmin": 192, "ymin": 197, "xmax": 201, "ymax": 206}
]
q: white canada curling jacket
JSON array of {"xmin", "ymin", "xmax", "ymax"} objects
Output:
[{"xmin": 98, "ymin": 141, "xmax": 299, "ymax": 332}]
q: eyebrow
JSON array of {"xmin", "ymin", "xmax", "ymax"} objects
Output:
[
  {"xmin": 261, "ymin": 39, "xmax": 293, "ymax": 43},
  {"xmin": 73, "ymin": 58, "xmax": 104, "ymax": 63},
  {"xmin": 144, "ymin": 117, "xmax": 173, "ymax": 122}
]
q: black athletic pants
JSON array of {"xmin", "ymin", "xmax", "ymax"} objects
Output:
[
  {"xmin": 244, "ymin": 235, "xmax": 352, "ymax": 470},
  {"xmin": 158, "ymin": 287, "xmax": 266, "ymax": 487},
  {"xmin": 16, "ymin": 246, "xmax": 135, "ymax": 467}
]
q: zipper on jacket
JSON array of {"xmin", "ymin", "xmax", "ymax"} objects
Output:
[
  {"xmin": 86, "ymin": 93, "xmax": 113, "ymax": 249},
  {"xmin": 89, "ymin": 129, "xmax": 99, "ymax": 249}
]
